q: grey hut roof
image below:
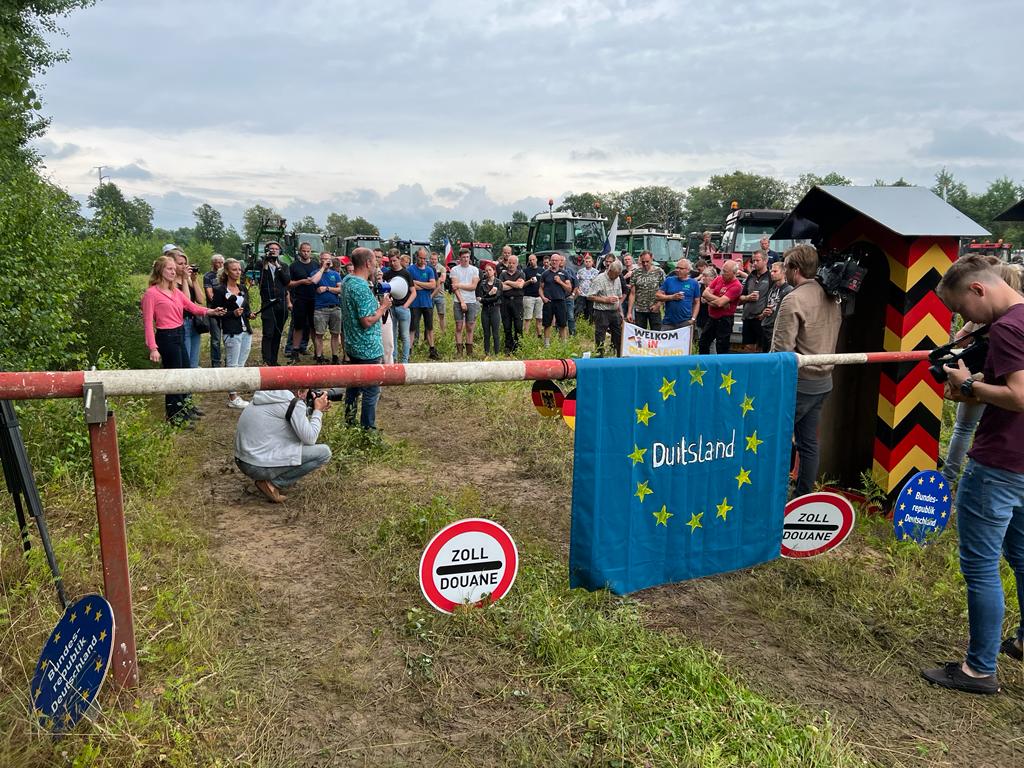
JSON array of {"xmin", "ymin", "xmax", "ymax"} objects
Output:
[
  {"xmin": 774, "ymin": 186, "xmax": 989, "ymax": 241},
  {"xmin": 994, "ymin": 198, "xmax": 1024, "ymax": 222}
]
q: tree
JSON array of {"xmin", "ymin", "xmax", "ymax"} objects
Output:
[
  {"xmin": 242, "ymin": 203, "xmax": 279, "ymax": 241},
  {"xmin": 788, "ymin": 172, "xmax": 852, "ymax": 206},
  {"xmin": 292, "ymin": 215, "xmax": 321, "ymax": 233},
  {"xmin": 219, "ymin": 225, "xmax": 243, "ymax": 258},
  {"xmin": 193, "ymin": 203, "xmax": 225, "ymax": 246},
  {"xmin": 607, "ymin": 186, "xmax": 687, "ymax": 232},
  {"xmin": 324, "ymin": 212, "xmax": 379, "ymax": 239},
  {"xmin": 430, "ymin": 220, "xmax": 473, "ymax": 245},
  {"xmin": 473, "ymin": 219, "xmax": 508, "ymax": 251},
  {"xmin": 873, "ymin": 177, "xmax": 913, "ymax": 187},
  {"xmin": 557, "ymin": 193, "xmax": 602, "ymax": 214},
  {"xmin": 682, "ymin": 172, "xmax": 790, "ymax": 232},
  {"xmin": 86, "ymin": 181, "xmax": 152, "ymax": 236},
  {"xmin": 1, "ymin": 1, "xmax": 93, "ymax": 152}
]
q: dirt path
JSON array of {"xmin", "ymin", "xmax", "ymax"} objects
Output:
[{"xmin": 186, "ymin": 378, "xmax": 1022, "ymax": 767}]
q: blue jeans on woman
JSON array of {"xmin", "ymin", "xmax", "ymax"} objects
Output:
[
  {"xmin": 183, "ymin": 315, "xmax": 202, "ymax": 368},
  {"xmin": 391, "ymin": 305, "xmax": 411, "ymax": 364},
  {"xmin": 942, "ymin": 400, "xmax": 985, "ymax": 484},
  {"xmin": 956, "ymin": 459, "xmax": 1024, "ymax": 675},
  {"xmin": 344, "ymin": 356, "xmax": 383, "ymax": 429}
]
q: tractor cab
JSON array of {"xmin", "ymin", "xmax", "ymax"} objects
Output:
[
  {"xmin": 336, "ymin": 234, "xmax": 383, "ymax": 258},
  {"xmin": 449, "ymin": 242, "xmax": 493, "ymax": 266},
  {"xmin": 527, "ymin": 209, "xmax": 607, "ymax": 266},
  {"xmin": 614, "ymin": 224, "xmax": 672, "ymax": 268},
  {"xmin": 719, "ymin": 207, "xmax": 794, "ymax": 268},
  {"xmin": 667, "ymin": 234, "xmax": 684, "ymax": 265}
]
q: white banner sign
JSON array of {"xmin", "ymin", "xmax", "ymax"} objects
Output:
[{"xmin": 621, "ymin": 322, "xmax": 692, "ymax": 357}]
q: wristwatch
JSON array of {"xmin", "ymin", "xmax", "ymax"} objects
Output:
[{"xmin": 960, "ymin": 377, "xmax": 976, "ymax": 398}]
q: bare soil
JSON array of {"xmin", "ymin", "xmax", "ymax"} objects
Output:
[{"xmin": 185, "ymin": 379, "xmax": 1022, "ymax": 768}]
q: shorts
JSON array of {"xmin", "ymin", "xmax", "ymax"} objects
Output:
[
  {"xmin": 542, "ymin": 299, "xmax": 568, "ymax": 328},
  {"xmin": 741, "ymin": 318, "xmax": 764, "ymax": 346},
  {"xmin": 432, "ymin": 293, "xmax": 446, "ymax": 315},
  {"xmin": 411, "ymin": 305, "xmax": 433, "ymax": 332},
  {"xmin": 313, "ymin": 306, "xmax": 342, "ymax": 335},
  {"xmin": 454, "ymin": 301, "xmax": 479, "ymax": 325},
  {"xmin": 292, "ymin": 296, "xmax": 315, "ymax": 332},
  {"xmin": 523, "ymin": 295, "xmax": 543, "ymax": 320}
]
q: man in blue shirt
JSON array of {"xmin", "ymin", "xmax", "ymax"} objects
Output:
[
  {"xmin": 656, "ymin": 258, "xmax": 701, "ymax": 330},
  {"xmin": 407, "ymin": 247, "xmax": 439, "ymax": 359},
  {"xmin": 313, "ymin": 252, "xmax": 343, "ymax": 364},
  {"xmin": 340, "ymin": 248, "xmax": 391, "ymax": 429}
]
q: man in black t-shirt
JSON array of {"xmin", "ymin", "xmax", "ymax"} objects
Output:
[
  {"xmin": 539, "ymin": 253, "xmax": 573, "ymax": 346},
  {"xmin": 287, "ymin": 242, "xmax": 324, "ymax": 363},
  {"xmin": 523, "ymin": 253, "xmax": 543, "ymax": 339},
  {"xmin": 498, "ymin": 255, "xmax": 525, "ymax": 353}
]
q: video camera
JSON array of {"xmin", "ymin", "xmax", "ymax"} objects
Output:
[
  {"xmin": 815, "ymin": 254, "xmax": 867, "ymax": 317},
  {"xmin": 928, "ymin": 326, "xmax": 989, "ymax": 383}
]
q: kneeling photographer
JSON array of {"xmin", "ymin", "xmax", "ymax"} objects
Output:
[{"xmin": 234, "ymin": 388, "xmax": 333, "ymax": 503}]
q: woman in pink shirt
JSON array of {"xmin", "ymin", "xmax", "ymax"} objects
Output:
[{"xmin": 142, "ymin": 255, "xmax": 226, "ymax": 424}]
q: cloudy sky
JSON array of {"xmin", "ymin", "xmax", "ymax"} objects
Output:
[{"xmin": 33, "ymin": 0, "xmax": 1022, "ymax": 238}]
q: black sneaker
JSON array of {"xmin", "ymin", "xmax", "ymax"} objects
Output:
[
  {"xmin": 921, "ymin": 662, "xmax": 1000, "ymax": 695},
  {"xmin": 429, "ymin": 347, "xmax": 439, "ymax": 360},
  {"xmin": 1001, "ymin": 637, "xmax": 1024, "ymax": 661},
  {"xmin": 331, "ymin": 355, "xmax": 340, "ymax": 365}
]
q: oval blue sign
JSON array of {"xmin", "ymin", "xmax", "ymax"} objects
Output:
[
  {"xmin": 30, "ymin": 594, "xmax": 114, "ymax": 733},
  {"xmin": 893, "ymin": 469, "xmax": 952, "ymax": 544}
]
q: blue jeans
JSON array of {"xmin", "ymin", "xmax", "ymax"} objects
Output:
[
  {"xmin": 391, "ymin": 305, "xmax": 411, "ymax": 364},
  {"xmin": 235, "ymin": 444, "xmax": 332, "ymax": 488},
  {"xmin": 793, "ymin": 389, "xmax": 830, "ymax": 497},
  {"xmin": 956, "ymin": 459, "xmax": 1024, "ymax": 675},
  {"xmin": 183, "ymin": 316, "xmax": 202, "ymax": 368},
  {"xmin": 344, "ymin": 356, "xmax": 383, "ymax": 429},
  {"xmin": 566, "ymin": 297, "xmax": 576, "ymax": 335},
  {"xmin": 942, "ymin": 401, "xmax": 985, "ymax": 484}
]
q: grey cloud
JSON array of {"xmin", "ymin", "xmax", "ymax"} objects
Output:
[
  {"xmin": 914, "ymin": 126, "xmax": 1024, "ymax": 161},
  {"xmin": 33, "ymin": 138, "xmax": 81, "ymax": 159},
  {"xmin": 107, "ymin": 162, "xmax": 153, "ymax": 180},
  {"xmin": 570, "ymin": 148, "xmax": 609, "ymax": 162}
]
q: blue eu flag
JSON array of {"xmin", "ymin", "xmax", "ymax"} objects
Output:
[{"xmin": 569, "ymin": 353, "xmax": 798, "ymax": 595}]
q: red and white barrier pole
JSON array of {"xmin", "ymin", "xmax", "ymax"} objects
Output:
[{"xmin": 0, "ymin": 352, "xmax": 926, "ymax": 400}]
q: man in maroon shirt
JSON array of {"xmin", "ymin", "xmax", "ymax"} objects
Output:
[
  {"xmin": 698, "ymin": 260, "xmax": 742, "ymax": 354},
  {"xmin": 921, "ymin": 254, "xmax": 1024, "ymax": 695}
]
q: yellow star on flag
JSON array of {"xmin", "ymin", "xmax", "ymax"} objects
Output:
[
  {"xmin": 95, "ymin": 659, "xmax": 102, "ymax": 672},
  {"xmin": 635, "ymin": 403, "xmax": 655, "ymax": 425},
  {"xmin": 34, "ymin": 687, "xmax": 41, "ymax": 700},
  {"xmin": 41, "ymin": 660, "xmax": 48, "ymax": 670},
  {"xmin": 900, "ymin": 502, "xmax": 906, "ymax": 510},
  {"xmin": 653, "ymin": 505, "xmax": 673, "ymax": 526},
  {"xmin": 745, "ymin": 431, "xmax": 763, "ymax": 454},
  {"xmin": 735, "ymin": 467, "xmax": 751, "ymax": 489},
  {"xmin": 635, "ymin": 480, "xmax": 653, "ymax": 503},
  {"xmin": 687, "ymin": 512, "xmax": 704, "ymax": 532},
  {"xmin": 70, "ymin": 612, "xmax": 76, "ymax": 623},
  {"xmin": 943, "ymin": 495, "xmax": 949, "ymax": 502},
  {"xmin": 689, "ymin": 364, "xmax": 706, "ymax": 385},
  {"xmin": 99, "ymin": 630, "xmax": 107, "ymax": 641},
  {"xmin": 94, "ymin": 610, "xmax": 102, "ymax": 621},
  {"xmin": 80, "ymin": 689, "xmax": 89, "ymax": 701},
  {"xmin": 716, "ymin": 497, "xmax": 732, "ymax": 521},
  {"xmin": 54, "ymin": 632, "xmax": 61, "ymax": 644},
  {"xmin": 659, "ymin": 377, "xmax": 677, "ymax": 400},
  {"xmin": 84, "ymin": 603, "xmax": 91, "ymax": 614},
  {"xmin": 740, "ymin": 395, "xmax": 755, "ymax": 416},
  {"xmin": 720, "ymin": 370, "xmax": 736, "ymax": 395},
  {"xmin": 628, "ymin": 445, "xmax": 647, "ymax": 465},
  {"xmin": 917, "ymin": 477, "xmax": 923, "ymax": 485},
  {"xmin": 929, "ymin": 475, "xmax": 936, "ymax": 483},
  {"xmin": 938, "ymin": 481, "xmax": 945, "ymax": 489}
]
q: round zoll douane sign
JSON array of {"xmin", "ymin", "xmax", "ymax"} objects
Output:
[
  {"xmin": 780, "ymin": 492, "xmax": 856, "ymax": 559},
  {"xmin": 419, "ymin": 518, "xmax": 519, "ymax": 614}
]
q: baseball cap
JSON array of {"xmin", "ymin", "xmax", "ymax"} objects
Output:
[{"xmin": 162, "ymin": 243, "xmax": 180, "ymax": 254}]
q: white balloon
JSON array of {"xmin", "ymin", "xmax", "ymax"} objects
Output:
[{"xmin": 389, "ymin": 275, "xmax": 409, "ymax": 301}]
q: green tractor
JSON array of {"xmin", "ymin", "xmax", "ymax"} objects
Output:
[
  {"xmin": 335, "ymin": 234, "xmax": 383, "ymax": 258},
  {"xmin": 614, "ymin": 222, "xmax": 673, "ymax": 270},
  {"xmin": 526, "ymin": 202, "xmax": 607, "ymax": 267},
  {"xmin": 242, "ymin": 215, "xmax": 327, "ymax": 280}
]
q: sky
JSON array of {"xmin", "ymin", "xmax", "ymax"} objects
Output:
[{"xmin": 32, "ymin": 0, "xmax": 1023, "ymax": 239}]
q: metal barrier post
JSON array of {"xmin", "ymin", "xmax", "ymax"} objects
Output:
[{"xmin": 84, "ymin": 382, "xmax": 139, "ymax": 689}]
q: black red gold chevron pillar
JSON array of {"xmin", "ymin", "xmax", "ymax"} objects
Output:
[{"xmin": 873, "ymin": 237, "xmax": 956, "ymax": 494}]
